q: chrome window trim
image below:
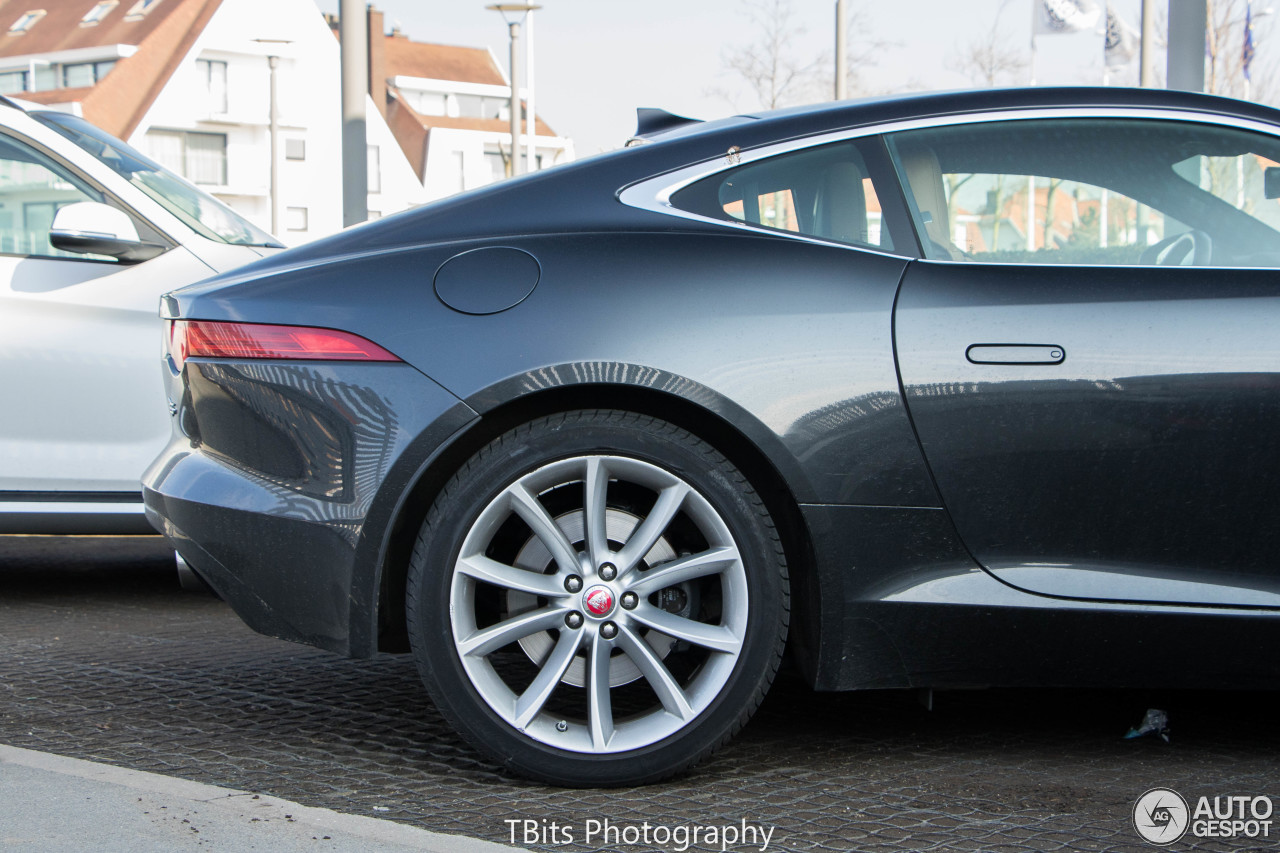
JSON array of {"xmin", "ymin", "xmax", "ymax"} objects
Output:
[{"xmin": 617, "ymin": 106, "xmax": 1280, "ymax": 262}]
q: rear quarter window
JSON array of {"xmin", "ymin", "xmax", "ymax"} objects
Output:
[{"xmin": 670, "ymin": 141, "xmax": 895, "ymax": 251}]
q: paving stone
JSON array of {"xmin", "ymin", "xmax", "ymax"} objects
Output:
[{"xmin": 2, "ymin": 535, "xmax": 1277, "ymax": 852}]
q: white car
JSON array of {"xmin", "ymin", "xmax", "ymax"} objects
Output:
[{"xmin": 0, "ymin": 96, "xmax": 282, "ymax": 534}]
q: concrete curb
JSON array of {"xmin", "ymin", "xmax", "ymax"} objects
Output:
[{"xmin": 0, "ymin": 744, "xmax": 524, "ymax": 852}]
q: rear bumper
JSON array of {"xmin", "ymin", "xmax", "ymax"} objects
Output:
[{"xmin": 142, "ymin": 359, "xmax": 475, "ymax": 658}]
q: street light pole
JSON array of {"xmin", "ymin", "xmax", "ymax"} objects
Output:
[
  {"xmin": 254, "ymin": 38, "xmax": 291, "ymax": 236},
  {"xmin": 267, "ymin": 54, "xmax": 280, "ymax": 235},
  {"xmin": 835, "ymin": 0, "xmax": 847, "ymax": 100},
  {"xmin": 508, "ymin": 21, "xmax": 520, "ymax": 176},
  {"xmin": 339, "ymin": 0, "xmax": 368, "ymax": 227},
  {"xmin": 1168, "ymin": 0, "xmax": 1208, "ymax": 92},
  {"xmin": 487, "ymin": 4, "xmax": 541, "ymax": 178},
  {"xmin": 525, "ymin": 7, "xmax": 536, "ymax": 170}
]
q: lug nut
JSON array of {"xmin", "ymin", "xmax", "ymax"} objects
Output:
[
  {"xmin": 600, "ymin": 621, "xmax": 618, "ymax": 640},
  {"xmin": 565, "ymin": 611, "xmax": 584, "ymax": 629},
  {"xmin": 564, "ymin": 575, "xmax": 583, "ymax": 593},
  {"xmin": 620, "ymin": 591, "xmax": 638, "ymax": 610},
  {"xmin": 598, "ymin": 562, "xmax": 617, "ymax": 581}
]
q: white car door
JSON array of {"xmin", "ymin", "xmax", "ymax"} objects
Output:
[
  {"xmin": 0, "ymin": 249, "xmax": 220, "ymax": 493},
  {"xmin": 0, "ymin": 123, "xmax": 221, "ymax": 494}
]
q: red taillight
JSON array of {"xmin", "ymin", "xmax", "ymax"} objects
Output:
[{"xmin": 169, "ymin": 320, "xmax": 400, "ymax": 367}]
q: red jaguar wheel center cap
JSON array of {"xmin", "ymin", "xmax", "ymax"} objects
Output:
[{"xmin": 583, "ymin": 585, "xmax": 614, "ymax": 617}]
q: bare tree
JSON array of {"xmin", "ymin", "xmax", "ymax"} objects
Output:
[
  {"xmin": 1149, "ymin": 2, "xmax": 1275, "ymax": 103},
  {"xmin": 720, "ymin": 0, "xmax": 825, "ymax": 110},
  {"xmin": 946, "ymin": 0, "xmax": 1027, "ymax": 87},
  {"xmin": 837, "ymin": 6, "xmax": 899, "ymax": 96},
  {"xmin": 1206, "ymin": 0, "xmax": 1245, "ymax": 96}
]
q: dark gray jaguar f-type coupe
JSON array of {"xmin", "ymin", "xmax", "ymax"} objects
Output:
[{"xmin": 144, "ymin": 87, "xmax": 1280, "ymax": 786}]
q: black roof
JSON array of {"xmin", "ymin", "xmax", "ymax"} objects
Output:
[{"xmin": 643, "ymin": 86, "xmax": 1280, "ymax": 149}]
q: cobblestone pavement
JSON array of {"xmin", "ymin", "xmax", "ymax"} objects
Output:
[{"xmin": 3, "ymin": 535, "xmax": 1278, "ymax": 852}]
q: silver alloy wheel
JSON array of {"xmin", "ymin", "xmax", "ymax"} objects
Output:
[{"xmin": 449, "ymin": 454, "xmax": 749, "ymax": 754}]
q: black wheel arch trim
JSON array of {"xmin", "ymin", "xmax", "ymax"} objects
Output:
[{"xmin": 352, "ymin": 363, "xmax": 825, "ymax": 683}]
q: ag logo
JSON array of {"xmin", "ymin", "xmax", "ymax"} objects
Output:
[{"xmin": 1133, "ymin": 788, "xmax": 1190, "ymax": 846}]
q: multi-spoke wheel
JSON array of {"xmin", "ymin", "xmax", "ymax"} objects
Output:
[{"xmin": 406, "ymin": 410, "xmax": 788, "ymax": 786}]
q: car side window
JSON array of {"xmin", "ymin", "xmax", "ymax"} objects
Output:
[
  {"xmin": 670, "ymin": 141, "xmax": 895, "ymax": 251},
  {"xmin": 885, "ymin": 118, "xmax": 1280, "ymax": 267},
  {"xmin": 0, "ymin": 131, "xmax": 112, "ymax": 261}
]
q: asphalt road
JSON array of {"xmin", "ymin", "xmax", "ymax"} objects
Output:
[{"xmin": 3, "ymin": 535, "xmax": 1278, "ymax": 852}]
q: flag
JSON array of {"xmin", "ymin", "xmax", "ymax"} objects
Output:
[
  {"xmin": 1243, "ymin": 2, "xmax": 1256, "ymax": 81},
  {"xmin": 1035, "ymin": 0, "xmax": 1102, "ymax": 35},
  {"xmin": 1105, "ymin": 7, "xmax": 1139, "ymax": 68}
]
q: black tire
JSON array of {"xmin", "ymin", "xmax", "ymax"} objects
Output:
[{"xmin": 406, "ymin": 410, "xmax": 789, "ymax": 786}]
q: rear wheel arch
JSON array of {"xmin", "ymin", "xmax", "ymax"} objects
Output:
[{"xmin": 373, "ymin": 381, "xmax": 822, "ymax": 683}]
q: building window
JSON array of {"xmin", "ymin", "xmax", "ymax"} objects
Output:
[
  {"xmin": 366, "ymin": 145, "xmax": 380, "ymax": 193},
  {"xmin": 367, "ymin": 210, "xmax": 382, "ymax": 220},
  {"xmin": 195, "ymin": 59, "xmax": 227, "ymax": 114},
  {"xmin": 145, "ymin": 130, "xmax": 227, "ymax": 186},
  {"xmin": 8, "ymin": 10, "xmax": 46, "ymax": 35},
  {"xmin": 62, "ymin": 60, "xmax": 115, "ymax": 88},
  {"xmin": 124, "ymin": 0, "xmax": 162, "ymax": 21},
  {"xmin": 81, "ymin": 1, "xmax": 118, "ymax": 25},
  {"xmin": 455, "ymin": 94, "xmax": 505, "ymax": 120},
  {"xmin": 285, "ymin": 138, "xmax": 305, "ymax": 161},
  {"xmin": 0, "ymin": 71, "xmax": 27, "ymax": 94},
  {"xmin": 285, "ymin": 207, "xmax": 308, "ymax": 231}
]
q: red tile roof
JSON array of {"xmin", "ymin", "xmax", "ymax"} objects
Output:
[
  {"xmin": 0, "ymin": 0, "xmax": 221, "ymax": 138},
  {"xmin": 383, "ymin": 36, "xmax": 506, "ymax": 86}
]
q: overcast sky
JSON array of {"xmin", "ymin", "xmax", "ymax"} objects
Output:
[{"xmin": 316, "ymin": 1, "xmax": 1273, "ymax": 155}]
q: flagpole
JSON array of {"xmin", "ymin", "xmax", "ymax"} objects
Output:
[
  {"xmin": 1030, "ymin": 33, "xmax": 1037, "ymax": 86},
  {"xmin": 1139, "ymin": 0, "xmax": 1155, "ymax": 86},
  {"xmin": 1102, "ymin": 0, "xmax": 1109, "ymax": 84}
]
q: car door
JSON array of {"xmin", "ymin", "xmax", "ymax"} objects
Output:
[
  {"xmin": 886, "ymin": 113, "xmax": 1280, "ymax": 607},
  {"xmin": 0, "ymin": 125, "xmax": 218, "ymax": 494}
]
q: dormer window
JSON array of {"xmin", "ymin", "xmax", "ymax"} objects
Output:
[
  {"xmin": 81, "ymin": 1, "xmax": 118, "ymax": 26},
  {"xmin": 7, "ymin": 10, "xmax": 46, "ymax": 35},
  {"xmin": 123, "ymin": 0, "xmax": 162, "ymax": 21}
]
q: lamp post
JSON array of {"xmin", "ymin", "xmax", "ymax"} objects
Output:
[
  {"xmin": 525, "ymin": 7, "xmax": 536, "ymax": 171},
  {"xmin": 339, "ymin": 0, "xmax": 368, "ymax": 227},
  {"xmin": 486, "ymin": 4, "xmax": 541, "ymax": 177},
  {"xmin": 835, "ymin": 0, "xmax": 847, "ymax": 99},
  {"xmin": 254, "ymin": 39, "xmax": 291, "ymax": 236}
]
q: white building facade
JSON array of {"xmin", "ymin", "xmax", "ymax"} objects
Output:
[{"xmin": 131, "ymin": 0, "xmax": 423, "ymax": 242}]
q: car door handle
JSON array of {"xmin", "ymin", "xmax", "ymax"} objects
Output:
[{"xmin": 965, "ymin": 344, "xmax": 1065, "ymax": 365}]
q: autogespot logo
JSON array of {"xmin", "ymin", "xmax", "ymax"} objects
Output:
[{"xmin": 1134, "ymin": 788, "xmax": 1190, "ymax": 846}]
